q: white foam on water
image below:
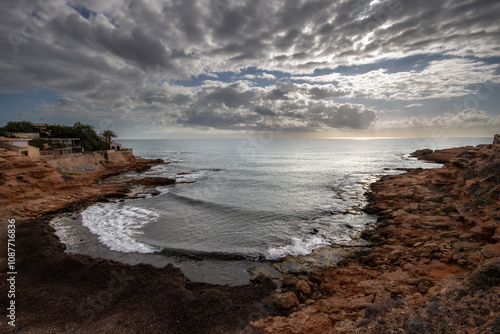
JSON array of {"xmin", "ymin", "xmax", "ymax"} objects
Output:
[
  {"xmin": 145, "ymin": 164, "xmax": 170, "ymax": 176},
  {"xmin": 154, "ymin": 186, "xmax": 171, "ymax": 194},
  {"xmin": 265, "ymin": 236, "xmax": 332, "ymax": 260},
  {"xmin": 81, "ymin": 203, "xmax": 162, "ymax": 254},
  {"xmin": 50, "ymin": 215, "xmax": 82, "ymax": 246},
  {"xmin": 175, "ymin": 170, "xmax": 206, "ymax": 182}
]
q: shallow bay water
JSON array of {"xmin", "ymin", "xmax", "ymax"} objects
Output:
[{"xmin": 51, "ymin": 137, "xmax": 490, "ymax": 285}]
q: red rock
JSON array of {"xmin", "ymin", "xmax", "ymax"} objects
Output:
[
  {"xmin": 347, "ymin": 295, "xmax": 374, "ymax": 310},
  {"xmin": 283, "ymin": 274, "xmax": 299, "ymax": 288},
  {"xmin": 252, "ymin": 310, "xmax": 333, "ymax": 334},
  {"xmin": 417, "ymin": 278, "xmax": 435, "ymax": 294},
  {"xmin": 317, "ymin": 297, "xmax": 349, "ymax": 313},
  {"xmin": 271, "ymin": 292, "xmax": 299, "ymax": 309},
  {"xmin": 480, "ymin": 243, "xmax": 500, "ymax": 258},
  {"xmin": 296, "ymin": 280, "xmax": 312, "ymax": 295}
]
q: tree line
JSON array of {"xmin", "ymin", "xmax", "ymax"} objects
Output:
[{"xmin": 0, "ymin": 121, "xmax": 117, "ymax": 152}]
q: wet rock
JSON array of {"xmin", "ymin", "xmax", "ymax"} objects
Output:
[
  {"xmin": 410, "ymin": 149, "xmax": 433, "ymax": 158},
  {"xmin": 131, "ymin": 177, "xmax": 176, "ymax": 186}
]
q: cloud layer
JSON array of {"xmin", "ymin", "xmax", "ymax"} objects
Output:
[{"xmin": 1, "ymin": 0, "xmax": 499, "ymax": 135}]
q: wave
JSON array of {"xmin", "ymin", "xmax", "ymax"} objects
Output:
[
  {"xmin": 174, "ymin": 170, "xmax": 207, "ymax": 183},
  {"xmin": 163, "ymin": 151, "xmax": 190, "ymax": 154},
  {"xmin": 265, "ymin": 236, "xmax": 332, "ymax": 261},
  {"xmin": 165, "ymin": 192, "xmax": 243, "ymax": 214},
  {"xmin": 81, "ymin": 203, "xmax": 162, "ymax": 254},
  {"xmin": 401, "ymin": 153, "xmax": 418, "ymax": 161},
  {"xmin": 328, "ymin": 172, "xmax": 379, "ymax": 215}
]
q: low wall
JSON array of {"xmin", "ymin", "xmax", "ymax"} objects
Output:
[
  {"xmin": 106, "ymin": 150, "xmax": 134, "ymax": 164},
  {"xmin": 27, "ymin": 145, "xmax": 40, "ymax": 158},
  {"xmin": 40, "ymin": 150, "xmax": 135, "ymax": 174},
  {"xmin": 41, "ymin": 152, "xmax": 106, "ymax": 173}
]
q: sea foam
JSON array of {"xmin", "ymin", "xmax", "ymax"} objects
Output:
[
  {"xmin": 265, "ymin": 236, "xmax": 331, "ymax": 260},
  {"xmin": 81, "ymin": 203, "xmax": 161, "ymax": 254}
]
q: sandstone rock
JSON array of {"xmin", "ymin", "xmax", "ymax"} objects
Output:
[
  {"xmin": 251, "ymin": 311, "xmax": 333, "ymax": 334},
  {"xmin": 417, "ymin": 278, "xmax": 434, "ymax": 294},
  {"xmin": 299, "ymin": 313, "xmax": 334, "ymax": 334},
  {"xmin": 420, "ymin": 146, "xmax": 472, "ymax": 163},
  {"xmin": 282, "ymin": 274, "xmax": 299, "ymax": 288},
  {"xmin": 317, "ymin": 297, "xmax": 349, "ymax": 313},
  {"xmin": 410, "ymin": 149, "xmax": 433, "ymax": 158},
  {"xmin": 296, "ymin": 280, "xmax": 312, "ymax": 295},
  {"xmin": 271, "ymin": 292, "xmax": 299, "ymax": 309},
  {"xmin": 480, "ymin": 243, "xmax": 500, "ymax": 258},
  {"xmin": 493, "ymin": 134, "xmax": 500, "ymax": 145},
  {"xmin": 347, "ymin": 295, "xmax": 374, "ymax": 310}
]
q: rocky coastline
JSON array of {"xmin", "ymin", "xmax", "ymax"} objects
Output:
[
  {"xmin": 0, "ymin": 150, "xmax": 278, "ymax": 334},
  {"xmin": 251, "ymin": 136, "xmax": 500, "ymax": 334},
  {"xmin": 1, "ymin": 136, "xmax": 499, "ymax": 333}
]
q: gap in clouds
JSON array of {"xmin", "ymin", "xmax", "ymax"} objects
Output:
[{"xmin": 0, "ymin": 0, "xmax": 499, "ymax": 137}]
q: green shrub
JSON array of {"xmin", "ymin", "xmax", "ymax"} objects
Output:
[{"xmin": 28, "ymin": 138, "xmax": 48, "ymax": 149}]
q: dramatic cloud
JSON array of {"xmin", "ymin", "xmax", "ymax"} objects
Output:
[
  {"xmin": 176, "ymin": 81, "xmax": 376, "ymax": 131},
  {"xmin": 0, "ymin": 0, "xmax": 499, "ymax": 137},
  {"xmin": 375, "ymin": 109, "xmax": 500, "ymax": 130},
  {"xmin": 293, "ymin": 58, "xmax": 500, "ymax": 100}
]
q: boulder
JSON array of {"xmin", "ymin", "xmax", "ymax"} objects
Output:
[
  {"xmin": 282, "ymin": 274, "xmax": 299, "ymax": 288},
  {"xmin": 417, "ymin": 278, "xmax": 434, "ymax": 294},
  {"xmin": 410, "ymin": 149, "xmax": 433, "ymax": 158},
  {"xmin": 493, "ymin": 134, "xmax": 500, "ymax": 145},
  {"xmin": 271, "ymin": 292, "xmax": 299, "ymax": 309},
  {"xmin": 296, "ymin": 280, "xmax": 312, "ymax": 295},
  {"xmin": 131, "ymin": 177, "xmax": 176, "ymax": 186},
  {"xmin": 347, "ymin": 295, "xmax": 374, "ymax": 310}
]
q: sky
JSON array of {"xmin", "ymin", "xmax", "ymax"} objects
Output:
[{"xmin": 0, "ymin": 0, "xmax": 499, "ymax": 139}]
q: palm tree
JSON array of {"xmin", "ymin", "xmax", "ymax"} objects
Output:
[{"xmin": 100, "ymin": 129, "xmax": 117, "ymax": 150}]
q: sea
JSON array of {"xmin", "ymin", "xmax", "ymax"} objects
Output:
[{"xmin": 50, "ymin": 137, "xmax": 492, "ymax": 285}]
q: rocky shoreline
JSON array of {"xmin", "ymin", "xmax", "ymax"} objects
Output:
[
  {"xmin": 0, "ymin": 150, "xmax": 280, "ymax": 334},
  {"xmin": 1, "ymin": 136, "xmax": 499, "ymax": 333},
  {"xmin": 251, "ymin": 136, "xmax": 500, "ymax": 334}
]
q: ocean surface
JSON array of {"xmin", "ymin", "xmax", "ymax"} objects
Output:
[{"xmin": 51, "ymin": 137, "xmax": 491, "ymax": 285}]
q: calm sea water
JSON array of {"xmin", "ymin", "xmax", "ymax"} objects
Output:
[{"xmin": 51, "ymin": 137, "xmax": 491, "ymax": 284}]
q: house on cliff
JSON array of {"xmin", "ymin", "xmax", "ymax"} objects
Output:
[
  {"xmin": 110, "ymin": 141, "xmax": 122, "ymax": 151},
  {"xmin": 0, "ymin": 137, "xmax": 40, "ymax": 157},
  {"xmin": 0, "ymin": 129, "xmax": 132, "ymax": 166},
  {"xmin": 0, "ymin": 136, "xmax": 83, "ymax": 158},
  {"xmin": 48, "ymin": 138, "xmax": 82, "ymax": 155}
]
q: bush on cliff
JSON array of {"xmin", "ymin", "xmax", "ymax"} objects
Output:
[
  {"xmin": 0, "ymin": 121, "xmax": 38, "ymax": 135},
  {"xmin": 28, "ymin": 138, "xmax": 49, "ymax": 150}
]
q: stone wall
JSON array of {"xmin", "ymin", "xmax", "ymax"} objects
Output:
[
  {"xmin": 105, "ymin": 150, "xmax": 134, "ymax": 165},
  {"xmin": 27, "ymin": 145, "xmax": 40, "ymax": 158},
  {"xmin": 41, "ymin": 152, "xmax": 106, "ymax": 173},
  {"xmin": 40, "ymin": 150, "xmax": 135, "ymax": 174}
]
